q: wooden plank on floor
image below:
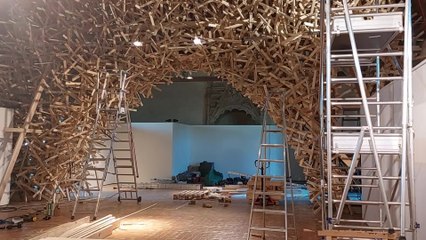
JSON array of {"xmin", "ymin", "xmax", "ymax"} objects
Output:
[
  {"xmin": 30, "ymin": 216, "xmax": 90, "ymax": 240},
  {"xmin": 318, "ymin": 230, "xmax": 398, "ymax": 239}
]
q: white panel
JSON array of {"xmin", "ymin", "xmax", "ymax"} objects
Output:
[
  {"xmin": 0, "ymin": 107, "xmax": 13, "ymax": 205},
  {"xmin": 413, "ymin": 60, "xmax": 426, "ymax": 239},
  {"xmin": 333, "ymin": 12, "xmax": 403, "ymax": 32},
  {"xmin": 332, "ymin": 135, "xmax": 401, "ymax": 154}
]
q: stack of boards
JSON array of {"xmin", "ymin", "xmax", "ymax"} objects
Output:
[{"xmin": 30, "ymin": 215, "xmax": 118, "ymax": 240}]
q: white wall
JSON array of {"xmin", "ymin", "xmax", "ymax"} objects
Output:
[
  {"xmin": 130, "ymin": 123, "xmax": 301, "ymax": 184},
  {"xmin": 413, "ymin": 60, "xmax": 426, "ymax": 239},
  {"xmin": 189, "ymin": 125, "xmax": 263, "ymax": 176},
  {"xmin": 172, "ymin": 123, "xmax": 191, "ymax": 176},
  {"xmin": 132, "ymin": 123, "xmax": 173, "ymax": 182},
  {"xmin": 0, "ymin": 108, "xmax": 13, "ymax": 205},
  {"xmin": 361, "ymin": 60, "xmax": 426, "ymax": 239}
]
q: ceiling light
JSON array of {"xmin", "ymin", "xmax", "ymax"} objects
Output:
[
  {"xmin": 133, "ymin": 41, "xmax": 143, "ymax": 47},
  {"xmin": 193, "ymin": 36, "xmax": 202, "ymax": 45},
  {"xmin": 186, "ymin": 76, "xmax": 193, "ymax": 80}
]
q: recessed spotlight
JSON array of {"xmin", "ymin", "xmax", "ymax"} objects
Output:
[
  {"xmin": 186, "ymin": 76, "xmax": 193, "ymax": 80},
  {"xmin": 133, "ymin": 41, "xmax": 143, "ymax": 47},
  {"xmin": 193, "ymin": 36, "xmax": 202, "ymax": 45}
]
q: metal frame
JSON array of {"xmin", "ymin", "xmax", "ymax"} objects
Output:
[
  {"xmin": 247, "ymin": 89, "xmax": 296, "ymax": 240},
  {"xmin": 321, "ymin": 0, "xmax": 416, "ymax": 239}
]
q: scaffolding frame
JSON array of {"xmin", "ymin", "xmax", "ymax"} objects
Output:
[{"xmin": 320, "ymin": 0, "xmax": 416, "ymax": 239}]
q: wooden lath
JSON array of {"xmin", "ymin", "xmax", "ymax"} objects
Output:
[
  {"xmin": 0, "ymin": 79, "xmax": 46, "ymax": 198},
  {"xmin": 0, "ymin": 0, "xmax": 398, "ymax": 205}
]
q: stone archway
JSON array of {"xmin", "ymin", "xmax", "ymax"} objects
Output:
[{"xmin": 0, "ymin": 1, "xmax": 321, "ymax": 208}]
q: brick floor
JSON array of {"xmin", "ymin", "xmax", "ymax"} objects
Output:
[{"xmin": 0, "ymin": 188, "xmax": 320, "ymax": 240}]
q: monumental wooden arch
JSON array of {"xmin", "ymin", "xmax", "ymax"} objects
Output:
[{"xmin": 0, "ymin": 0, "xmax": 326, "ymax": 209}]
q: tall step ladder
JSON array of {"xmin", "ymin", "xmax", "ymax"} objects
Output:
[
  {"xmin": 320, "ymin": 0, "xmax": 416, "ymax": 239},
  {"xmin": 71, "ymin": 71, "xmax": 140, "ymax": 220},
  {"xmin": 247, "ymin": 89, "xmax": 296, "ymax": 240}
]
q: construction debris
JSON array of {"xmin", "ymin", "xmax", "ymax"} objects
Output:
[{"xmin": 173, "ymin": 190, "xmax": 210, "ymax": 200}]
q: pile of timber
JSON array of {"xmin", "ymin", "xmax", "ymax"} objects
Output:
[
  {"xmin": 30, "ymin": 215, "xmax": 117, "ymax": 240},
  {"xmin": 246, "ymin": 177, "xmax": 284, "ymax": 202},
  {"xmin": 173, "ymin": 190, "xmax": 210, "ymax": 200}
]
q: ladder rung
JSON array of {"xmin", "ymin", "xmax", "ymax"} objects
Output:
[
  {"xmin": 115, "ymin": 158, "xmax": 132, "ymax": 160},
  {"xmin": 330, "ymin": 76, "xmax": 403, "ymax": 83},
  {"xmin": 332, "ymin": 175, "xmax": 401, "ymax": 180},
  {"xmin": 250, "ymin": 227, "xmax": 287, "ymax": 233},
  {"xmin": 265, "ymin": 129, "xmax": 282, "ymax": 133},
  {"xmin": 331, "ymin": 101, "xmax": 402, "ymax": 106},
  {"xmin": 331, "ymin": 51, "xmax": 403, "ymax": 58},
  {"xmin": 331, "ymin": 126, "xmax": 402, "ymax": 130},
  {"xmin": 252, "ymin": 209, "xmax": 286, "ymax": 214},
  {"xmin": 90, "ymin": 158, "xmax": 107, "ymax": 161},
  {"xmin": 261, "ymin": 144, "xmax": 285, "ymax": 148},
  {"xmin": 258, "ymin": 159, "xmax": 285, "ymax": 163},
  {"xmin": 116, "ymin": 165, "xmax": 133, "ymax": 168},
  {"xmin": 86, "ymin": 167, "xmax": 105, "ymax": 171},
  {"xmin": 331, "ymin": 3, "xmax": 405, "ymax": 11},
  {"xmin": 117, "ymin": 173, "xmax": 135, "ymax": 176},
  {"xmin": 93, "ymin": 147, "xmax": 111, "ymax": 151},
  {"xmin": 114, "ymin": 149, "xmax": 131, "ymax": 151},
  {"xmin": 119, "ymin": 188, "xmax": 137, "ymax": 192}
]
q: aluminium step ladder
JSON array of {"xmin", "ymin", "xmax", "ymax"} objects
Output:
[
  {"xmin": 71, "ymin": 71, "xmax": 140, "ymax": 220},
  {"xmin": 247, "ymin": 89, "xmax": 296, "ymax": 240},
  {"xmin": 320, "ymin": 0, "xmax": 416, "ymax": 239}
]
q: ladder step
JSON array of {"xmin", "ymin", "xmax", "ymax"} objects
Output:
[
  {"xmin": 330, "ymin": 76, "xmax": 403, "ymax": 83},
  {"xmin": 331, "ymin": 51, "xmax": 403, "ymax": 59},
  {"xmin": 250, "ymin": 227, "xmax": 287, "ymax": 233},
  {"xmin": 265, "ymin": 129, "xmax": 282, "ymax": 133},
  {"xmin": 258, "ymin": 159, "xmax": 285, "ymax": 163},
  {"xmin": 86, "ymin": 178, "xmax": 103, "ymax": 181},
  {"xmin": 261, "ymin": 144, "xmax": 285, "ymax": 148},
  {"xmin": 93, "ymin": 147, "xmax": 111, "ymax": 151},
  {"xmin": 117, "ymin": 173, "xmax": 135, "ymax": 176},
  {"xmin": 331, "ymin": 101, "xmax": 402, "ymax": 106},
  {"xmin": 113, "ymin": 149, "xmax": 131, "ymax": 151},
  {"xmin": 90, "ymin": 158, "xmax": 107, "ymax": 161},
  {"xmin": 86, "ymin": 167, "xmax": 105, "ymax": 171},
  {"xmin": 118, "ymin": 188, "xmax": 137, "ymax": 192},
  {"xmin": 252, "ymin": 209, "xmax": 286, "ymax": 214},
  {"xmin": 116, "ymin": 165, "xmax": 133, "ymax": 168},
  {"xmin": 332, "ymin": 175, "xmax": 401, "ymax": 180}
]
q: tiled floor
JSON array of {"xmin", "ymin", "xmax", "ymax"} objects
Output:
[{"xmin": 0, "ymin": 188, "xmax": 320, "ymax": 240}]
